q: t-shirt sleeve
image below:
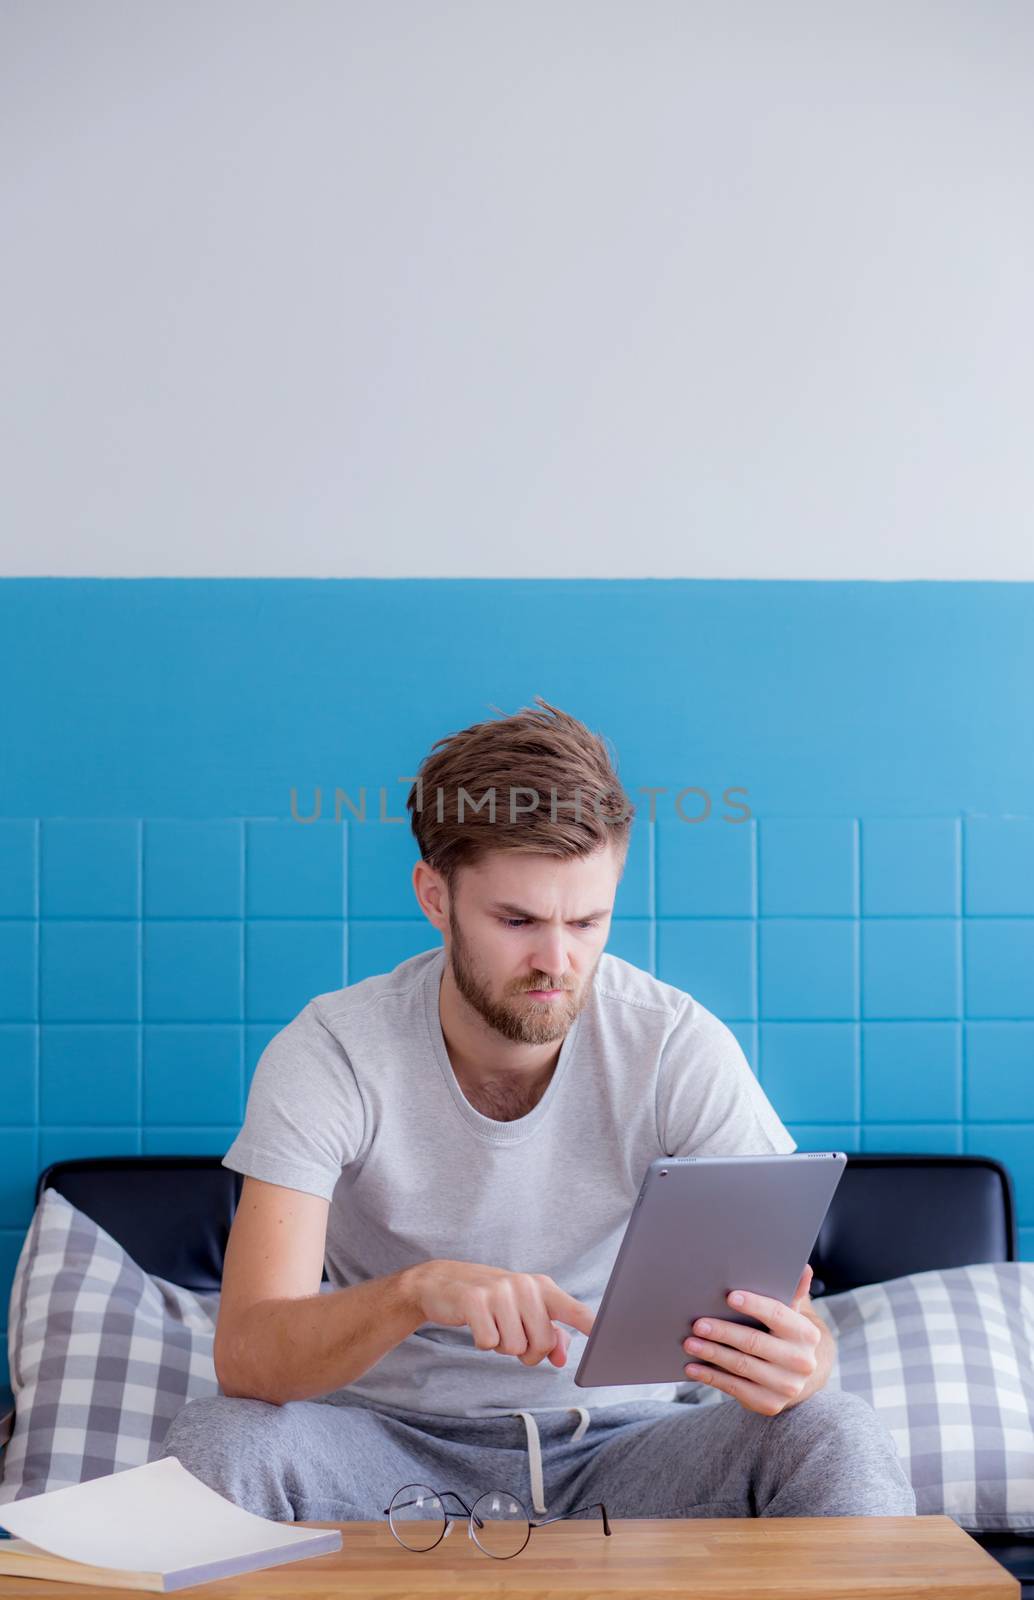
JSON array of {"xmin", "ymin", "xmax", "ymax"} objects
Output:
[
  {"xmin": 655, "ymin": 998, "xmax": 797, "ymax": 1158},
  {"xmin": 222, "ymin": 1002, "xmax": 367, "ymax": 1201}
]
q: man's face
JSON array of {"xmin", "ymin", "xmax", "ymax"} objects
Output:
[{"xmin": 444, "ymin": 844, "xmax": 621, "ymax": 1045}]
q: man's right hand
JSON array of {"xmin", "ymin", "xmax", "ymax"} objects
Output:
[{"xmin": 401, "ymin": 1259, "xmax": 596, "ymax": 1368}]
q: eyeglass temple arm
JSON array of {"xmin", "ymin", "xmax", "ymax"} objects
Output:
[{"xmin": 532, "ymin": 1501, "xmax": 612, "ymax": 1536}]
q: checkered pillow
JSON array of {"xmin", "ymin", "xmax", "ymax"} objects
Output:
[
  {"xmin": 811, "ymin": 1262, "xmax": 1034, "ymax": 1532},
  {"xmin": 0, "ymin": 1187, "xmax": 220, "ymax": 1503}
]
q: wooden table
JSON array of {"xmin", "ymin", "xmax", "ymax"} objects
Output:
[{"xmin": 0, "ymin": 1515, "xmax": 1019, "ymax": 1598}]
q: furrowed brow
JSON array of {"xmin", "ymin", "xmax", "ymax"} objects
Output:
[{"xmin": 491, "ymin": 901, "xmax": 611, "ymax": 921}]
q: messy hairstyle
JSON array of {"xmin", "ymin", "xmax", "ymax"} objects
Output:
[{"xmin": 405, "ymin": 697, "xmax": 635, "ymax": 892}]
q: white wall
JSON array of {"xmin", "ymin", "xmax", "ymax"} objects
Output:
[{"xmin": 2, "ymin": 0, "xmax": 1032, "ymax": 579}]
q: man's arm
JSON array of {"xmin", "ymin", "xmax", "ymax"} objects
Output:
[
  {"xmin": 216, "ymin": 1176, "xmax": 597, "ymax": 1404},
  {"xmin": 217, "ymin": 1276, "xmax": 426, "ymax": 1405},
  {"xmin": 214, "ymin": 1175, "xmax": 427, "ymax": 1404}
]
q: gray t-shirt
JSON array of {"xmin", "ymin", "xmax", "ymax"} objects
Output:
[{"xmin": 222, "ymin": 944, "xmax": 797, "ymax": 1418}]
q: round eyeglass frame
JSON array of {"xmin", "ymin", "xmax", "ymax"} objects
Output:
[{"xmin": 384, "ymin": 1481, "xmax": 612, "ymax": 1560}]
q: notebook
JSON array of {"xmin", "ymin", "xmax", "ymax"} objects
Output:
[{"xmin": 0, "ymin": 1456, "xmax": 343, "ymax": 1592}]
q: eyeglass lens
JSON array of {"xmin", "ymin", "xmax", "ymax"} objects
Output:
[
  {"xmin": 469, "ymin": 1489, "xmax": 530, "ymax": 1558},
  {"xmin": 388, "ymin": 1484, "xmax": 446, "ymax": 1551}
]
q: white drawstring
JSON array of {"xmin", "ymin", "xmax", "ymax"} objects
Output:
[{"xmin": 510, "ymin": 1406, "xmax": 591, "ymax": 1516}]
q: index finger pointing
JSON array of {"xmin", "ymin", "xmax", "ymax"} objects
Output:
[{"xmin": 545, "ymin": 1285, "xmax": 596, "ymax": 1338}]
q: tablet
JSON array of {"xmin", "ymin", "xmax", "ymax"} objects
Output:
[{"xmin": 574, "ymin": 1151, "xmax": 847, "ymax": 1388}]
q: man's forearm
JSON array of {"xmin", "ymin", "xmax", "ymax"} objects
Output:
[{"xmin": 215, "ymin": 1267, "xmax": 425, "ymax": 1405}]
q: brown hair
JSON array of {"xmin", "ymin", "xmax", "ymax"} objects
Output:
[{"xmin": 406, "ymin": 696, "xmax": 635, "ymax": 890}]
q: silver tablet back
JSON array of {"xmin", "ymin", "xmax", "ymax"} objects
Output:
[{"xmin": 574, "ymin": 1152, "xmax": 846, "ymax": 1388}]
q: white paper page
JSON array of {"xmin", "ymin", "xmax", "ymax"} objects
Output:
[{"xmin": 0, "ymin": 1458, "xmax": 334, "ymax": 1573}]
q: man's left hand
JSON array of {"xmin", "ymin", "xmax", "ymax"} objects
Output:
[{"xmin": 682, "ymin": 1263, "xmax": 832, "ymax": 1416}]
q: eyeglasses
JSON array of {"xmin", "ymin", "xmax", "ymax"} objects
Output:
[{"xmin": 384, "ymin": 1481, "xmax": 612, "ymax": 1559}]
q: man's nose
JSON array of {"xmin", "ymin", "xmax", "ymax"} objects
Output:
[{"xmin": 530, "ymin": 927, "xmax": 569, "ymax": 981}]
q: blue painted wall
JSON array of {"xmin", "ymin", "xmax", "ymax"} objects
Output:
[{"xmin": 2, "ymin": 579, "xmax": 1033, "ymax": 1388}]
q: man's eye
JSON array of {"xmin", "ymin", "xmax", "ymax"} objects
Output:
[{"xmin": 498, "ymin": 917, "xmax": 600, "ymax": 929}]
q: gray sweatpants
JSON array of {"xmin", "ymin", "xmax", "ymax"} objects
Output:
[{"xmin": 158, "ymin": 1386, "xmax": 916, "ymax": 1523}]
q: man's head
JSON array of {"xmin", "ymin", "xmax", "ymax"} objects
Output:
[
  {"xmin": 407, "ymin": 697, "xmax": 635, "ymax": 1045},
  {"xmin": 415, "ymin": 842, "xmax": 620, "ymax": 1044}
]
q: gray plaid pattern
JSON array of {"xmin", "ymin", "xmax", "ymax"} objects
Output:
[
  {"xmin": 811, "ymin": 1262, "xmax": 1034, "ymax": 1532},
  {"xmin": 3, "ymin": 1192, "xmax": 1033, "ymax": 1532},
  {"xmin": 0, "ymin": 1188, "xmax": 219, "ymax": 1504}
]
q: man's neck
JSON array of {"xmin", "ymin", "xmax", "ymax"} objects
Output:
[
  {"xmin": 438, "ymin": 963, "xmax": 564, "ymax": 1100},
  {"xmin": 452, "ymin": 1062, "xmax": 557, "ymax": 1122}
]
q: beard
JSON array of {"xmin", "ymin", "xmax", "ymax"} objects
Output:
[{"xmin": 446, "ymin": 903, "xmax": 599, "ymax": 1045}]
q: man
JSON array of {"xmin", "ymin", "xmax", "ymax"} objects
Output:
[{"xmin": 160, "ymin": 698, "xmax": 915, "ymax": 1524}]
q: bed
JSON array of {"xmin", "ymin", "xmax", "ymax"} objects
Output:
[{"xmin": 2, "ymin": 1151, "xmax": 1032, "ymax": 1594}]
